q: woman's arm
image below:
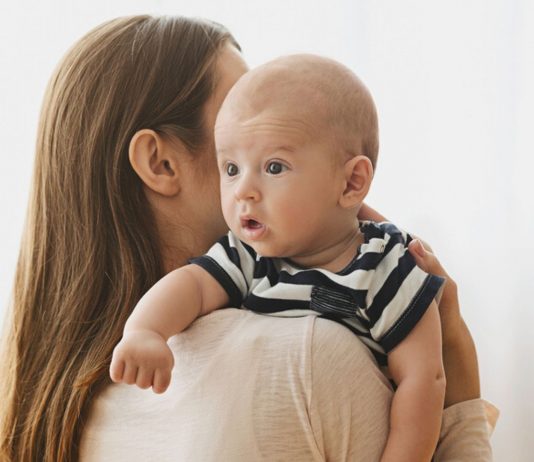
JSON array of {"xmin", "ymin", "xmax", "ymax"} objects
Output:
[
  {"xmin": 407, "ymin": 238, "xmax": 480, "ymax": 407},
  {"xmin": 408, "ymin": 239, "xmax": 497, "ymax": 461},
  {"xmin": 358, "ymin": 202, "xmax": 481, "ymax": 406},
  {"xmin": 359, "ymin": 204, "xmax": 497, "ymax": 460}
]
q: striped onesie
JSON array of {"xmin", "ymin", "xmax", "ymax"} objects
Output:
[{"xmin": 191, "ymin": 220, "xmax": 444, "ymax": 366}]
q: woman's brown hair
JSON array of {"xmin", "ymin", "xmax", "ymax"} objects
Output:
[{"xmin": 0, "ymin": 15, "xmax": 238, "ymax": 461}]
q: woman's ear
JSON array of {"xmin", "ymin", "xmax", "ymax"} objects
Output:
[
  {"xmin": 338, "ymin": 155, "xmax": 374, "ymax": 209},
  {"xmin": 128, "ymin": 129, "xmax": 183, "ymax": 196}
]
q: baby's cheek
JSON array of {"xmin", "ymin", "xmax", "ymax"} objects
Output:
[
  {"xmin": 220, "ymin": 196, "xmax": 235, "ymax": 225},
  {"xmin": 279, "ymin": 201, "xmax": 311, "ymax": 230}
]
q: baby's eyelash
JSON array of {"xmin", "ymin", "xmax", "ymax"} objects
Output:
[{"xmin": 224, "ymin": 162, "xmax": 239, "ymax": 176}]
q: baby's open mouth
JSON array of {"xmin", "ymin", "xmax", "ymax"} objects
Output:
[
  {"xmin": 240, "ymin": 217, "xmax": 266, "ymax": 239},
  {"xmin": 240, "ymin": 216, "xmax": 263, "ymax": 228},
  {"xmin": 246, "ymin": 219, "xmax": 262, "ymax": 229}
]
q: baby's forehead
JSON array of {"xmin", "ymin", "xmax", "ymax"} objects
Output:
[
  {"xmin": 215, "ymin": 89, "xmax": 332, "ymax": 153},
  {"xmin": 216, "ymin": 54, "xmax": 379, "ymax": 167},
  {"xmin": 217, "ymin": 54, "xmax": 369, "ymax": 132}
]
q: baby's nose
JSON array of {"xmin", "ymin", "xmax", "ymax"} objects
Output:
[{"xmin": 234, "ymin": 175, "xmax": 261, "ymax": 201}]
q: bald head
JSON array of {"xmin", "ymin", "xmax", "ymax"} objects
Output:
[{"xmin": 216, "ymin": 54, "xmax": 379, "ymax": 168}]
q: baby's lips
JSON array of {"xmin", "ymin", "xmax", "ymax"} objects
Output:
[{"xmin": 240, "ymin": 215, "xmax": 263, "ymax": 228}]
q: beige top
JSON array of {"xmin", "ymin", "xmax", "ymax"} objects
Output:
[{"xmin": 80, "ymin": 309, "xmax": 498, "ymax": 461}]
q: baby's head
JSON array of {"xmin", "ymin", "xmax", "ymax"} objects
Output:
[{"xmin": 214, "ymin": 54, "xmax": 379, "ymax": 258}]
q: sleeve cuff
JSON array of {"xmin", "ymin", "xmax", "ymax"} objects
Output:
[
  {"xmin": 380, "ymin": 273, "xmax": 445, "ymax": 352},
  {"xmin": 442, "ymin": 398, "xmax": 500, "ymax": 436},
  {"xmin": 189, "ymin": 256, "xmax": 243, "ymax": 307}
]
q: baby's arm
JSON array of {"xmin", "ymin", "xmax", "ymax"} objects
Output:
[
  {"xmin": 109, "ymin": 264, "xmax": 229, "ymax": 393},
  {"xmin": 380, "ymin": 301, "xmax": 446, "ymax": 462}
]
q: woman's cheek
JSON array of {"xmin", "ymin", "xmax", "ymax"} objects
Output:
[{"xmin": 206, "ymin": 186, "xmax": 228, "ymax": 234}]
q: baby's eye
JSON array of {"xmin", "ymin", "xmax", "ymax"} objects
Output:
[
  {"xmin": 266, "ymin": 161, "xmax": 287, "ymax": 175},
  {"xmin": 226, "ymin": 163, "xmax": 239, "ymax": 176}
]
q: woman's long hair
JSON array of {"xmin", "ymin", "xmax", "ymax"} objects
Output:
[{"xmin": 0, "ymin": 15, "xmax": 238, "ymax": 461}]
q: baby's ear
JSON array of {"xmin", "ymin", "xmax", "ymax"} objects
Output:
[{"xmin": 338, "ymin": 155, "xmax": 374, "ymax": 209}]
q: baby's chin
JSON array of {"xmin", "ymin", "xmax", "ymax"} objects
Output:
[
  {"xmin": 246, "ymin": 242, "xmax": 294, "ymax": 260},
  {"xmin": 231, "ymin": 232, "xmax": 272, "ymax": 255}
]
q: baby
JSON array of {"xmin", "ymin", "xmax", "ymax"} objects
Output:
[{"xmin": 110, "ymin": 55, "xmax": 446, "ymax": 461}]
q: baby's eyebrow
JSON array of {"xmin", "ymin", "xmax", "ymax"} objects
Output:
[
  {"xmin": 269, "ymin": 145, "xmax": 296, "ymax": 154},
  {"xmin": 216, "ymin": 145, "xmax": 296, "ymax": 157},
  {"xmin": 215, "ymin": 147, "xmax": 231, "ymax": 157}
]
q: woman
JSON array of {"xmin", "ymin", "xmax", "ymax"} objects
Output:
[{"xmin": 0, "ymin": 15, "xmax": 497, "ymax": 461}]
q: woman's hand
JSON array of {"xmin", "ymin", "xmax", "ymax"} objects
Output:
[
  {"xmin": 358, "ymin": 203, "xmax": 387, "ymax": 222},
  {"xmin": 358, "ymin": 203, "xmax": 481, "ymax": 408}
]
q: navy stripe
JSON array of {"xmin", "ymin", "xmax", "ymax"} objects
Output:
[
  {"xmin": 253, "ymin": 256, "xmax": 270, "ymax": 280},
  {"xmin": 251, "ymin": 256, "xmax": 283, "ymax": 285},
  {"xmin": 374, "ymin": 352, "xmax": 388, "ymax": 367},
  {"xmin": 265, "ymin": 258, "xmax": 281, "ymax": 286},
  {"xmin": 377, "ymin": 221, "xmax": 405, "ymax": 238},
  {"xmin": 190, "ymin": 256, "xmax": 243, "ymax": 307},
  {"xmin": 244, "ymin": 293, "xmax": 310, "ymax": 312},
  {"xmin": 345, "ymin": 250, "xmax": 383, "ymax": 272},
  {"xmin": 360, "ymin": 221, "xmax": 385, "ymax": 240},
  {"xmin": 380, "ymin": 274, "xmax": 445, "ymax": 353},
  {"xmin": 366, "ymin": 251, "xmax": 417, "ymax": 326},
  {"xmin": 382, "ymin": 231, "xmax": 405, "ymax": 256},
  {"xmin": 240, "ymin": 240, "xmax": 257, "ymax": 259},
  {"xmin": 279, "ymin": 269, "xmax": 345, "ymax": 287}
]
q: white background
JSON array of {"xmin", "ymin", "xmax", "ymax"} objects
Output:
[{"xmin": 1, "ymin": 1, "xmax": 533, "ymax": 459}]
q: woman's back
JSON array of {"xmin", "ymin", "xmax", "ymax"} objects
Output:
[{"xmin": 80, "ymin": 309, "xmax": 392, "ymax": 461}]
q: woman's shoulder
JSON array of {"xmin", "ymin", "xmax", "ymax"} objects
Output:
[
  {"xmin": 308, "ymin": 316, "xmax": 393, "ymax": 395},
  {"xmin": 80, "ymin": 310, "xmax": 326, "ymax": 461},
  {"xmin": 80, "ymin": 310, "xmax": 395, "ymax": 461}
]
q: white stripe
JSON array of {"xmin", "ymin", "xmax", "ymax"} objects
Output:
[
  {"xmin": 262, "ymin": 309, "xmax": 319, "ymax": 317},
  {"xmin": 251, "ymin": 280, "xmax": 313, "ymax": 300},
  {"xmin": 341, "ymin": 316, "xmax": 369, "ymax": 335},
  {"xmin": 357, "ymin": 234, "xmax": 391, "ymax": 259}
]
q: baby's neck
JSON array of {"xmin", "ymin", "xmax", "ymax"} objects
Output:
[{"xmin": 288, "ymin": 224, "xmax": 364, "ymax": 273}]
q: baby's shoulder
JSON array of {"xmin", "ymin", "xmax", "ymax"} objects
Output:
[{"xmin": 356, "ymin": 220, "xmax": 413, "ymax": 266}]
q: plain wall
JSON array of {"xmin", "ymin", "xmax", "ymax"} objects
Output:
[{"xmin": 1, "ymin": 1, "xmax": 533, "ymax": 459}]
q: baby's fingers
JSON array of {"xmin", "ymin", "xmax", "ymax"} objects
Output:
[
  {"xmin": 109, "ymin": 357, "xmax": 125, "ymax": 383},
  {"xmin": 408, "ymin": 239, "xmax": 446, "ymax": 277},
  {"xmin": 122, "ymin": 363, "xmax": 138, "ymax": 385},
  {"xmin": 136, "ymin": 367, "xmax": 155, "ymax": 390},
  {"xmin": 152, "ymin": 368, "xmax": 171, "ymax": 394}
]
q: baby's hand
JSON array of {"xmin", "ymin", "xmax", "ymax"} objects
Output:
[{"xmin": 109, "ymin": 330, "xmax": 174, "ymax": 394}]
